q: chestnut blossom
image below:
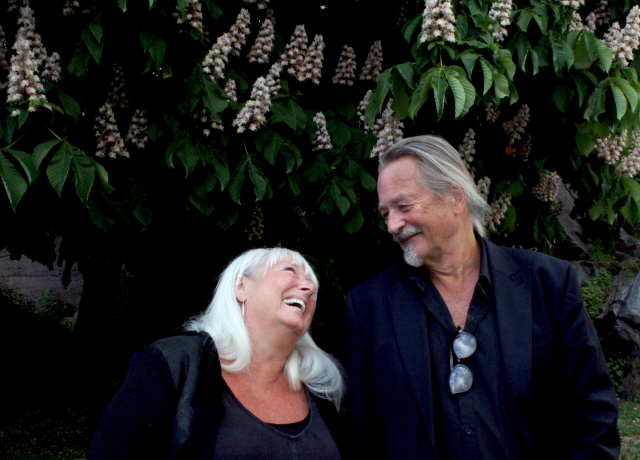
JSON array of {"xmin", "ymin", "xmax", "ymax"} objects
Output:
[
  {"xmin": 485, "ymin": 102, "xmax": 500, "ymax": 122},
  {"xmin": 458, "ymin": 129, "xmax": 476, "ymax": 169},
  {"xmin": 299, "ymin": 35, "xmax": 325, "ymax": 84},
  {"xmin": 519, "ymin": 135, "xmax": 532, "ymax": 161},
  {"xmin": 420, "ymin": 0, "xmax": 456, "ymax": 43},
  {"xmin": 357, "ymin": 90, "xmax": 372, "ymax": 128},
  {"xmin": 559, "ymin": 0, "xmax": 584, "ymax": 10},
  {"xmin": 7, "ymin": 0, "xmax": 21, "ymax": 13},
  {"xmin": 594, "ymin": 0, "xmax": 611, "ymax": 26},
  {"xmin": 193, "ymin": 105, "xmax": 224, "ymax": 134},
  {"xmin": 504, "ymin": 105, "xmax": 530, "ymax": 142},
  {"xmin": 488, "ymin": 0, "xmax": 513, "ymax": 43},
  {"xmin": 94, "ymin": 103, "xmax": 129, "ymax": 159},
  {"xmin": 476, "ymin": 176, "xmax": 491, "ymax": 202},
  {"xmin": 243, "ymin": 205, "xmax": 264, "ymax": 241},
  {"xmin": 371, "ymin": 99, "xmax": 404, "ymax": 158},
  {"xmin": 224, "ymin": 79, "xmax": 237, "ymax": 101},
  {"xmin": 232, "ymin": 76, "xmax": 271, "ymax": 133},
  {"xmin": 359, "ymin": 40, "xmax": 383, "ymax": 81},
  {"xmin": 488, "ymin": 193, "xmax": 511, "ymax": 232},
  {"xmin": 203, "ymin": 33, "xmax": 232, "ymax": 80},
  {"xmin": 285, "ymin": 25, "xmax": 309, "ymax": 81},
  {"xmin": 617, "ymin": 131, "xmax": 640, "ymax": 178},
  {"xmin": 312, "ymin": 112, "xmax": 333, "ymax": 151},
  {"xmin": 603, "ymin": 6, "xmax": 640, "ymax": 66},
  {"xmin": 173, "ymin": 0, "xmax": 204, "ymax": 33},
  {"xmin": 569, "ymin": 11, "xmax": 596, "ymax": 32},
  {"xmin": 0, "ymin": 26, "xmax": 8, "ymax": 73},
  {"xmin": 532, "ymin": 171, "xmax": 561, "ymax": 202},
  {"xmin": 247, "ymin": 16, "xmax": 275, "ymax": 64},
  {"xmin": 6, "ymin": 5, "xmax": 57, "ymax": 113},
  {"xmin": 229, "ymin": 8, "xmax": 251, "ymax": 57},
  {"xmin": 332, "ymin": 45, "xmax": 357, "ymax": 86},
  {"xmin": 596, "ymin": 131, "xmax": 626, "ymax": 164},
  {"xmin": 125, "ymin": 109, "xmax": 149, "ymax": 149},
  {"xmin": 107, "ymin": 64, "xmax": 129, "ymax": 109},
  {"xmin": 265, "ymin": 57, "xmax": 286, "ymax": 96}
]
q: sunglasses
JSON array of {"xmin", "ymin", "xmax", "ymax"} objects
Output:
[{"xmin": 449, "ymin": 327, "xmax": 477, "ymax": 395}]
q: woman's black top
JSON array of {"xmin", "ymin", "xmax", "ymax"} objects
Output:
[{"xmin": 213, "ymin": 381, "xmax": 341, "ymax": 459}]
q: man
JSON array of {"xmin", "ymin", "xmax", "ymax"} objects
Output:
[{"xmin": 342, "ymin": 135, "xmax": 619, "ymax": 459}]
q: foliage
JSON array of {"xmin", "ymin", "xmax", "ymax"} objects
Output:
[
  {"xmin": 608, "ymin": 358, "xmax": 627, "ymax": 393},
  {"xmin": 590, "ymin": 241, "xmax": 622, "ymax": 273},
  {"xmin": 619, "ymin": 399, "xmax": 640, "ymax": 459},
  {"xmin": 582, "ymin": 268, "xmax": 613, "ymax": 317}
]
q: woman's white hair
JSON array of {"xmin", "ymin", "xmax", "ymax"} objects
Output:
[
  {"xmin": 379, "ymin": 135, "xmax": 490, "ymax": 237},
  {"xmin": 185, "ymin": 247, "xmax": 344, "ymax": 409}
]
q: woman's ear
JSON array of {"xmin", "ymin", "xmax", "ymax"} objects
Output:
[{"xmin": 235, "ymin": 275, "xmax": 250, "ymax": 303}]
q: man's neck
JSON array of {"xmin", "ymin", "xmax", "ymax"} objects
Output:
[{"xmin": 423, "ymin": 227, "xmax": 481, "ymax": 283}]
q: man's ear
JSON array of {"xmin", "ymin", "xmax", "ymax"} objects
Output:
[
  {"xmin": 449, "ymin": 188, "xmax": 467, "ymax": 215},
  {"xmin": 235, "ymin": 275, "xmax": 250, "ymax": 303}
]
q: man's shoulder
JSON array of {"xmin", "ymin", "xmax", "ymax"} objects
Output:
[
  {"xmin": 485, "ymin": 239, "xmax": 572, "ymax": 273},
  {"xmin": 348, "ymin": 262, "xmax": 404, "ymax": 297}
]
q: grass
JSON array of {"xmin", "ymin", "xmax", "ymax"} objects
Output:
[{"xmin": 620, "ymin": 399, "xmax": 640, "ymax": 460}]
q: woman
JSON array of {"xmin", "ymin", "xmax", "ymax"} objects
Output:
[{"xmin": 89, "ymin": 247, "xmax": 344, "ymax": 459}]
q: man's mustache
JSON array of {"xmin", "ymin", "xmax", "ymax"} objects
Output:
[{"xmin": 392, "ymin": 225, "xmax": 423, "ymax": 243}]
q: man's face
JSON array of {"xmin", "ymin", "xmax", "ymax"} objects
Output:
[{"xmin": 377, "ymin": 157, "xmax": 460, "ymax": 267}]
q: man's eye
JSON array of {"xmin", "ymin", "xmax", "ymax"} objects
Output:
[{"xmin": 399, "ymin": 205, "xmax": 412, "ymax": 212}]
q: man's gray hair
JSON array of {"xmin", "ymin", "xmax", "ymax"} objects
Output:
[{"xmin": 378, "ymin": 135, "xmax": 490, "ymax": 237}]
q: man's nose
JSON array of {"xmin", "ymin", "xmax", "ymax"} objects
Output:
[{"xmin": 386, "ymin": 211, "xmax": 404, "ymax": 236}]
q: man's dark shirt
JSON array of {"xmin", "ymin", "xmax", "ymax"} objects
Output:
[{"xmin": 404, "ymin": 237, "xmax": 523, "ymax": 460}]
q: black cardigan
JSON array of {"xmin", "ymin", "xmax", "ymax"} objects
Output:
[{"xmin": 89, "ymin": 331, "xmax": 343, "ymax": 459}]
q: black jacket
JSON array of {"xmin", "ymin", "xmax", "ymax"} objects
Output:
[
  {"xmin": 342, "ymin": 239, "xmax": 619, "ymax": 460},
  {"xmin": 89, "ymin": 331, "xmax": 342, "ymax": 459}
]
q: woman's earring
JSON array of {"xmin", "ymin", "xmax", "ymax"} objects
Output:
[{"xmin": 242, "ymin": 302, "xmax": 245, "ymax": 322}]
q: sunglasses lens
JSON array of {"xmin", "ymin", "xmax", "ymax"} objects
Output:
[
  {"xmin": 450, "ymin": 364, "xmax": 473, "ymax": 394},
  {"xmin": 453, "ymin": 331, "xmax": 477, "ymax": 359}
]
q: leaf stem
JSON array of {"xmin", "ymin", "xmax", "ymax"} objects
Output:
[
  {"xmin": 46, "ymin": 127, "xmax": 63, "ymax": 140},
  {"xmin": 2, "ymin": 131, "xmax": 29, "ymax": 149}
]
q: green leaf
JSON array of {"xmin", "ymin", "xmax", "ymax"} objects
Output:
[
  {"xmin": 408, "ymin": 72, "xmax": 433, "ymax": 118},
  {"xmin": 0, "ymin": 116, "xmax": 17, "ymax": 144},
  {"xmin": 288, "ymin": 173, "xmax": 301, "ymax": 196},
  {"xmin": 589, "ymin": 199, "xmax": 605, "ymax": 220},
  {"xmin": 174, "ymin": 136, "xmax": 199, "ymax": 177},
  {"xmin": 339, "ymin": 103, "xmax": 356, "ymax": 121},
  {"xmin": 70, "ymin": 149, "xmax": 96, "ymax": 205},
  {"xmin": 57, "ymin": 90, "xmax": 81, "ymax": 122},
  {"xmin": 573, "ymin": 32, "xmax": 594, "ymax": 70},
  {"xmin": 46, "ymin": 142, "xmax": 74, "ymax": 197},
  {"xmin": 460, "ymin": 51, "xmax": 479, "ymax": 79},
  {"xmin": 531, "ymin": 11, "xmax": 547, "ymax": 34},
  {"xmin": 17, "ymin": 110, "xmax": 28, "ymax": 129},
  {"xmin": 359, "ymin": 168, "xmax": 376, "ymax": 191},
  {"xmin": 202, "ymin": 77, "xmax": 228, "ymax": 117},
  {"xmin": 139, "ymin": 30, "xmax": 153, "ymax": 53},
  {"xmin": 595, "ymin": 38, "xmax": 613, "ymax": 73},
  {"xmin": 612, "ymin": 77, "xmax": 638, "ymax": 112},
  {"xmin": 229, "ymin": 161, "xmax": 248, "ymax": 204},
  {"xmin": 497, "ymin": 51, "xmax": 516, "ymax": 80},
  {"xmin": 344, "ymin": 205, "xmax": 364, "ymax": 233},
  {"xmin": 480, "ymin": 58, "xmax": 493, "ymax": 95},
  {"xmin": 150, "ymin": 38, "xmax": 167, "ymax": 68},
  {"xmin": 88, "ymin": 24, "xmax": 103, "ymax": 43},
  {"xmin": 517, "ymin": 10, "xmax": 533, "ymax": 31},
  {"xmin": 176, "ymin": 0, "xmax": 189, "ymax": 14},
  {"xmin": 194, "ymin": 172, "xmax": 217, "ymax": 198},
  {"xmin": 575, "ymin": 131, "xmax": 596, "ymax": 155},
  {"xmin": 149, "ymin": 0, "xmax": 157, "ymax": 9},
  {"xmin": 610, "ymin": 82, "xmax": 627, "ymax": 119},
  {"xmin": 431, "ymin": 68, "xmax": 447, "ymax": 119},
  {"xmin": 571, "ymin": 73, "xmax": 588, "ymax": 107},
  {"xmin": 117, "ymin": 0, "xmax": 127, "ymax": 12},
  {"xmin": 264, "ymin": 132, "xmax": 282, "ymax": 165},
  {"xmin": 396, "ymin": 62, "xmax": 414, "ymax": 89},
  {"xmin": 281, "ymin": 150, "xmax": 295, "ymax": 174},
  {"xmin": 289, "ymin": 100, "xmax": 307, "ymax": 130},
  {"xmin": 189, "ymin": 194, "xmax": 215, "ymax": 216},
  {"xmin": 212, "ymin": 155, "xmax": 230, "ymax": 190},
  {"xmin": 33, "ymin": 139, "xmax": 63, "ymax": 168},
  {"xmin": 0, "ymin": 151, "xmax": 28, "ymax": 212},
  {"xmin": 330, "ymin": 182, "xmax": 350, "ymax": 216},
  {"xmin": 390, "ymin": 70, "xmax": 411, "ymax": 120},
  {"xmin": 203, "ymin": 0, "xmax": 223, "ymax": 19},
  {"xmin": 333, "ymin": 121, "xmax": 352, "ymax": 147},
  {"xmin": 402, "ymin": 14, "xmax": 422, "ymax": 44},
  {"xmin": 272, "ymin": 102, "xmax": 297, "ymax": 131},
  {"xmin": 456, "ymin": 14, "xmax": 469, "ymax": 41},
  {"xmin": 445, "ymin": 68, "xmax": 466, "ymax": 118},
  {"xmin": 622, "ymin": 176, "xmax": 640, "ymax": 201},
  {"xmin": 81, "ymin": 27, "xmax": 104, "ymax": 64},
  {"xmin": 4, "ymin": 149, "xmax": 36, "ymax": 184},
  {"xmin": 248, "ymin": 162, "xmax": 267, "ymax": 201},
  {"xmin": 89, "ymin": 158, "xmax": 113, "ymax": 192},
  {"xmin": 492, "ymin": 69, "xmax": 509, "ymax": 99},
  {"xmin": 371, "ymin": 68, "xmax": 393, "ymax": 114}
]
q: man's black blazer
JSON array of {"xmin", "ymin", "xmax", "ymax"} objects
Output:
[{"xmin": 342, "ymin": 239, "xmax": 619, "ymax": 460}]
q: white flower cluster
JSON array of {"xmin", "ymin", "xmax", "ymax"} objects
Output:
[
  {"xmin": 359, "ymin": 40, "xmax": 383, "ymax": 81},
  {"xmin": 229, "ymin": 8, "xmax": 251, "ymax": 57},
  {"xmin": 224, "ymin": 79, "xmax": 237, "ymax": 101},
  {"xmin": 264, "ymin": 58, "xmax": 285, "ymax": 96},
  {"xmin": 476, "ymin": 176, "xmax": 491, "ymax": 202},
  {"xmin": 6, "ymin": 5, "xmax": 59, "ymax": 114},
  {"xmin": 332, "ymin": 45, "xmax": 357, "ymax": 86},
  {"xmin": 485, "ymin": 102, "xmax": 500, "ymax": 122},
  {"xmin": 594, "ymin": 0, "xmax": 611, "ymax": 26},
  {"xmin": 107, "ymin": 64, "xmax": 129, "ymax": 109},
  {"xmin": 596, "ymin": 130, "xmax": 626, "ymax": 164},
  {"xmin": 617, "ymin": 132, "xmax": 640, "ymax": 178},
  {"xmin": 519, "ymin": 134, "xmax": 532, "ymax": 161},
  {"xmin": 458, "ymin": 128, "xmax": 476, "ymax": 169},
  {"xmin": 357, "ymin": 90, "xmax": 372, "ymax": 128},
  {"xmin": 504, "ymin": 105, "xmax": 530, "ymax": 142},
  {"xmin": 488, "ymin": 0, "xmax": 513, "ymax": 43},
  {"xmin": 203, "ymin": 33, "xmax": 232, "ymax": 80},
  {"xmin": 312, "ymin": 112, "xmax": 333, "ymax": 151},
  {"xmin": 559, "ymin": 0, "xmax": 584, "ymax": 10},
  {"xmin": 257, "ymin": 0, "xmax": 269, "ymax": 9},
  {"xmin": 0, "ymin": 26, "xmax": 8, "ymax": 73},
  {"xmin": 125, "ymin": 110, "xmax": 149, "ymax": 149},
  {"xmin": 420, "ymin": 0, "xmax": 456, "ymax": 43},
  {"xmin": 285, "ymin": 25, "xmax": 309, "ymax": 80},
  {"xmin": 243, "ymin": 205, "xmax": 264, "ymax": 241},
  {"xmin": 7, "ymin": 0, "xmax": 21, "ymax": 13},
  {"xmin": 569, "ymin": 11, "xmax": 597, "ymax": 32},
  {"xmin": 63, "ymin": 0, "xmax": 79, "ymax": 16},
  {"xmin": 299, "ymin": 35, "xmax": 325, "ymax": 84},
  {"xmin": 604, "ymin": 6, "xmax": 640, "ymax": 66},
  {"xmin": 173, "ymin": 0, "xmax": 204, "ymax": 34},
  {"xmin": 532, "ymin": 171, "xmax": 561, "ymax": 202},
  {"xmin": 371, "ymin": 100, "xmax": 404, "ymax": 158},
  {"xmin": 232, "ymin": 76, "xmax": 271, "ymax": 132},
  {"xmin": 95, "ymin": 103, "xmax": 129, "ymax": 159},
  {"xmin": 247, "ymin": 16, "xmax": 275, "ymax": 64},
  {"xmin": 193, "ymin": 105, "xmax": 224, "ymax": 136},
  {"xmin": 488, "ymin": 194, "xmax": 511, "ymax": 232}
]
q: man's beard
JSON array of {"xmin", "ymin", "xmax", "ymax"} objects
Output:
[{"xmin": 393, "ymin": 225, "xmax": 423, "ymax": 268}]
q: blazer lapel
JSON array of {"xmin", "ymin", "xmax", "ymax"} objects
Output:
[
  {"xmin": 387, "ymin": 269, "xmax": 437, "ymax": 451},
  {"xmin": 484, "ymin": 240, "xmax": 532, "ymax": 452}
]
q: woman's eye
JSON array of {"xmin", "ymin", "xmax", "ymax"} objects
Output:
[{"xmin": 284, "ymin": 267, "xmax": 296, "ymax": 273}]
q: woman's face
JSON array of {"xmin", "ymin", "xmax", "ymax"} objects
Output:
[{"xmin": 238, "ymin": 260, "xmax": 317, "ymax": 340}]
